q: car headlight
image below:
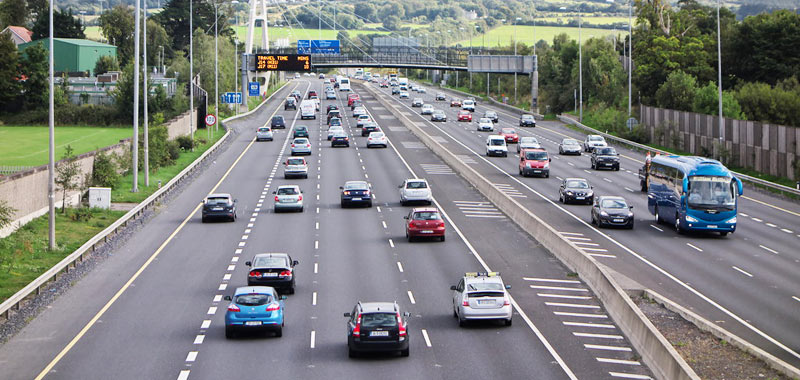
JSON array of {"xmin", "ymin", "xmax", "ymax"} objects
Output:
[
  {"xmin": 628, "ymin": 212, "xmax": 634, "ymax": 217},
  {"xmin": 600, "ymin": 211, "xmax": 608, "ymax": 216},
  {"xmin": 725, "ymin": 217, "xmax": 737, "ymax": 224},
  {"xmin": 685, "ymin": 215, "xmax": 698, "ymax": 222},
  {"xmin": 543, "ymin": 163, "xmax": 549, "ymax": 169},
  {"xmin": 586, "ymin": 191, "xmax": 593, "ymax": 196},
  {"xmin": 566, "ymin": 191, "xmax": 574, "ymax": 195}
]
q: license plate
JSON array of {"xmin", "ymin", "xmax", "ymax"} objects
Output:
[
  {"xmin": 263, "ymin": 273, "xmax": 278, "ymax": 277},
  {"xmin": 575, "ymin": 197, "xmax": 585, "ymax": 200},
  {"xmin": 613, "ymin": 219, "xmax": 624, "ymax": 223},
  {"xmin": 604, "ymin": 163, "xmax": 612, "ymax": 166},
  {"xmin": 708, "ymin": 225, "xmax": 718, "ymax": 228},
  {"xmin": 478, "ymin": 300, "xmax": 494, "ymax": 305},
  {"xmin": 420, "ymin": 230, "xmax": 434, "ymax": 234},
  {"xmin": 370, "ymin": 331, "xmax": 389, "ymax": 337},
  {"xmin": 533, "ymin": 170, "xmax": 541, "ymax": 173},
  {"xmin": 245, "ymin": 321, "xmax": 262, "ymax": 326},
  {"xmin": 352, "ymin": 198, "xmax": 362, "ymax": 201},
  {"xmin": 212, "ymin": 207, "xmax": 223, "ymax": 211}
]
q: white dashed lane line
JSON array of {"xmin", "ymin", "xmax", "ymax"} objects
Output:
[
  {"xmin": 792, "ymin": 296, "xmax": 800, "ymax": 303},
  {"xmin": 574, "ymin": 332, "xmax": 623, "ymax": 340},
  {"xmin": 759, "ymin": 245, "xmax": 779, "ymax": 254},
  {"xmin": 310, "ymin": 331, "xmax": 316, "ymax": 348},
  {"xmin": 185, "ymin": 351, "xmax": 198, "ymax": 362},
  {"xmin": 421, "ymin": 329, "xmax": 432, "ymax": 347},
  {"xmin": 397, "ymin": 262, "xmax": 404, "ymax": 272},
  {"xmin": 193, "ymin": 335, "xmax": 205, "ymax": 344},
  {"xmin": 177, "ymin": 370, "xmax": 190, "ymax": 380},
  {"xmin": 686, "ymin": 243, "xmax": 703, "ymax": 252},
  {"xmin": 407, "ymin": 290, "xmax": 416, "ymax": 304},
  {"xmin": 389, "ymin": 238, "xmax": 395, "ymax": 248},
  {"xmin": 649, "ymin": 225, "xmax": 663, "ymax": 232},
  {"xmin": 312, "ymin": 292, "xmax": 317, "ymax": 306},
  {"xmin": 732, "ymin": 266, "xmax": 754, "ymax": 278}
]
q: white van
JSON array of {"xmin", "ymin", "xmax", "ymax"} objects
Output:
[
  {"xmin": 339, "ymin": 78, "xmax": 351, "ymax": 92},
  {"xmin": 300, "ymin": 100, "xmax": 316, "ymax": 120},
  {"xmin": 486, "ymin": 135, "xmax": 508, "ymax": 157},
  {"xmin": 398, "ymin": 77, "xmax": 408, "ymax": 86}
]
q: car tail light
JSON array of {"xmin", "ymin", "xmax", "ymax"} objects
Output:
[
  {"xmin": 368, "ymin": 137, "xmax": 373, "ymax": 140},
  {"xmin": 291, "ymin": 144, "xmax": 295, "ymax": 148},
  {"xmin": 274, "ymin": 196, "xmax": 279, "ymax": 201},
  {"xmin": 438, "ymin": 222, "xmax": 445, "ymax": 228},
  {"xmin": 344, "ymin": 137, "xmax": 349, "ymax": 141},
  {"xmin": 397, "ymin": 312, "xmax": 407, "ymax": 337},
  {"xmin": 462, "ymin": 297, "xmax": 469, "ymax": 307},
  {"xmin": 408, "ymin": 222, "xmax": 414, "ymax": 229},
  {"xmin": 298, "ymin": 195, "xmax": 303, "ymax": 201},
  {"xmin": 249, "ymin": 270, "xmax": 261, "ymax": 277},
  {"xmin": 352, "ymin": 316, "xmax": 362, "ymax": 336},
  {"xmin": 266, "ymin": 303, "xmax": 280, "ymax": 311},
  {"xmin": 503, "ymin": 297, "xmax": 511, "ymax": 306},
  {"xmin": 306, "ymin": 144, "xmax": 311, "ymax": 148},
  {"xmin": 228, "ymin": 304, "xmax": 240, "ymax": 312},
  {"xmin": 364, "ymin": 190, "xmax": 370, "ymax": 195},
  {"xmin": 279, "ymin": 270, "xmax": 292, "ymax": 278}
]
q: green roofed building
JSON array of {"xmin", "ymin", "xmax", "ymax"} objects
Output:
[{"xmin": 19, "ymin": 38, "xmax": 117, "ymax": 76}]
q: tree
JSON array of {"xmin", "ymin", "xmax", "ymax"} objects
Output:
[
  {"xmin": 383, "ymin": 15, "xmax": 401, "ymax": 31},
  {"xmin": 99, "ymin": 5, "xmax": 135, "ymax": 66},
  {"xmin": 354, "ymin": 3, "xmax": 377, "ymax": 22},
  {"xmin": 89, "ymin": 151, "xmax": 120, "ymax": 188},
  {"xmin": 146, "ymin": 19, "xmax": 171, "ymax": 68},
  {"xmin": 55, "ymin": 146, "xmax": 81, "ymax": 213},
  {"xmin": 735, "ymin": 78, "xmax": 800, "ymax": 126},
  {"xmin": 32, "ymin": 8, "xmax": 85, "ymax": 40},
  {"xmin": 20, "ymin": 43, "xmax": 48, "ymax": 110},
  {"xmin": 0, "ymin": 200, "xmax": 15, "ymax": 229},
  {"xmin": 655, "ymin": 70, "xmax": 698, "ymax": 111},
  {"xmin": 693, "ymin": 83, "xmax": 743, "ymax": 119},
  {"xmin": 153, "ymin": 0, "xmax": 227, "ymax": 54},
  {"xmin": 727, "ymin": 10, "xmax": 800, "ymax": 86},
  {"xmin": 94, "ymin": 55, "xmax": 120, "ymax": 76},
  {"xmin": 27, "ymin": 0, "xmax": 47, "ymax": 23},
  {"xmin": 0, "ymin": 0, "xmax": 27, "ymax": 28},
  {"xmin": 0, "ymin": 32, "xmax": 21, "ymax": 113}
]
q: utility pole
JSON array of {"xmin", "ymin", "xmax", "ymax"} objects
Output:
[
  {"xmin": 132, "ymin": 0, "xmax": 140, "ymax": 192},
  {"xmin": 318, "ymin": 0, "xmax": 321, "ymax": 41},
  {"xmin": 189, "ymin": 0, "xmax": 194, "ymax": 149},
  {"xmin": 215, "ymin": 0, "xmax": 219, "ymax": 133},
  {"xmin": 716, "ymin": 0, "xmax": 724, "ymax": 156},
  {"xmin": 578, "ymin": 7, "xmax": 583, "ymax": 123},
  {"xmin": 143, "ymin": 0, "xmax": 149, "ymax": 187},
  {"xmin": 514, "ymin": 17, "xmax": 520, "ymax": 104},
  {"xmin": 48, "ymin": 0, "xmax": 55, "ymax": 250},
  {"xmin": 628, "ymin": 0, "xmax": 632, "ymax": 117},
  {"xmin": 235, "ymin": 38, "xmax": 239, "ymax": 115}
]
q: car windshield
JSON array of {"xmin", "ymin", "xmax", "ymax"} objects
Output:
[
  {"xmin": 253, "ymin": 257, "xmax": 289, "ymax": 267},
  {"xmin": 277, "ymin": 187, "xmax": 299, "ymax": 195},
  {"xmin": 467, "ymin": 282, "xmax": 504, "ymax": 291},
  {"xmin": 344, "ymin": 182, "xmax": 368, "ymax": 190},
  {"xmin": 371, "ymin": 132, "xmax": 385, "ymax": 138},
  {"xmin": 596, "ymin": 147, "xmax": 616, "ymax": 155},
  {"xmin": 273, "ymin": 116, "xmax": 284, "ymax": 122},
  {"xmin": 434, "ymin": 111, "xmax": 444, "ymax": 116},
  {"xmin": 359, "ymin": 115, "xmax": 369, "ymax": 120},
  {"xmin": 522, "ymin": 115, "xmax": 534, "ymax": 120},
  {"xmin": 525, "ymin": 151, "xmax": 548, "ymax": 160},
  {"xmin": 413, "ymin": 211, "xmax": 441, "ymax": 220},
  {"xmin": 296, "ymin": 126, "xmax": 307, "ymax": 131},
  {"xmin": 566, "ymin": 180, "xmax": 589, "ymax": 189},
  {"xmin": 406, "ymin": 181, "xmax": 427, "ymax": 189},
  {"xmin": 489, "ymin": 139, "xmax": 505, "ymax": 146},
  {"xmin": 589, "ymin": 136, "xmax": 604, "ymax": 142},
  {"xmin": 521, "ymin": 137, "xmax": 538, "ymax": 143},
  {"xmin": 464, "ymin": 100, "xmax": 474, "ymax": 105},
  {"xmin": 234, "ymin": 293, "xmax": 272, "ymax": 306},
  {"xmin": 460, "ymin": 111, "xmax": 469, "ymax": 115},
  {"xmin": 480, "ymin": 118, "xmax": 491, "ymax": 123},
  {"xmin": 361, "ymin": 313, "xmax": 398, "ymax": 328},
  {"xmin": 502, "ymin": 129, "xmax": 515, "ymax": 134},
  {"xmin": 206, "ymin": 197, "xmax": 230, "ymax": 205},
  {"xmin": 294, "ymin": 139, "xmax": 308, "ymax": 144},
  {"xmin": 601, "ymin": 199, "xmax": 628, "ymax": 209},
  {"xmin": 563, "ymin": 139, "xmax": 579, "ymax": 145},
  {"xmin": 287, "ymin": 158, "xmax": 304, "ymax": 165},
  {"xmin": 687, "ymin": 176, "xmax": 736, "ymax": 210},
  {"xmin": 486, "ymin": 112, "xmax": 496, "ymax": 116},
  {"xmin": 330, "ymin": 119, "xmax": 341, "ymax": 125},
  {"xmin": 258, "ymin": 127, "xmax": 270, "ymax": 132}
]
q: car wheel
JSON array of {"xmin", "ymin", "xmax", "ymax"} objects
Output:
[
  {"xmin": 458, "ymin": 316, "xmax": 467, "ymax": 327},
  {"xmin": 591, "ymin": 214, "xmax": 596, "ymax": 225},
  {"xmin": 654, "ymin": 207, "xmax": 662, "ymax": 224},
  {"xmin": 719, "ymin": 231, "xmax": 728, "ymax": 236},
  {"xmin": 628, "ymin": 221, "xmax": 635, "ymax": 229},
  {"xmin": 559, "ymin": 193, "xmax": 564, "ymax": 203},
  {"xmin": 440, "ymin": 235, "xmax": 446, "ymax": 242},
  {"xmin": 504, "ymin": 318, "xmax": 512, "ymax": 326},
  {"xmin": 348, "ymin": 348, "xmax": 358, "ymax": 358},
  {"xmin": 400, "ymin": 348, "xmax": 410, "ymax": 357},
  {"xmin": 341, "ymin": 202, "xmax": 346, "ymax": 208},
  {"xmin": 225, "ymin": 326, "xmax": 235, "ymax": 339},
  {"xmin": 201, "ymin": 216, "xmax": 207, "ymax": 223},
  {"xmin": 299, "ymin": 207, "xmax": 304, "ymax": 213},
  {"xmin": 367, "ymin": 201, "xmax": 373, "ymax": 208},
  {"xmin": 453, "ymin": 307, "xmax": 458, "ymax": 318},
  {"xmin": 288, "ymin": 286, "xmax": 295, "ymax": 295},
  {"xmin": 274, "ymin": 326, "xmax": 283, "ymax": 337}
]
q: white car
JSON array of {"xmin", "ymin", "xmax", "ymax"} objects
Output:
[
  {"xmin": 451, "ymin": 272, "xmax": 512, "ymax": 327},
  {"xmin": 356, "ymin": 114, "xmax": 371, "ymax": 128},
  {"xmin": 283, "ymin": 157, "xmax": 308, "ymax": 179},
  {"xmin": 583, "ymin": 135, "xmax": 608, "ymax": 152},
  {"xmin": 420, "ymin": 104, "xmax": 434, "ymax": 115},
  {"xmin": 366, "ymin": 132, "xmax": 388, "ymax": 148},
  {"xmin": 559, "ymin": 138, "xmax": 583, "ymax": 155},
  {"xmin": 399, "ymin": 178, "xmax": 433, "ymax": 206},
  {"xmin": 418, "ymin": 87, "xmax": 426, "ymax": 94},
  {"xmin": 352, "ymin": 106, "xmax": 367, "ymax": 118},
  {"xmin": 476, "ymin": 118, "xmax": 494, "ymax": 132},
  {"xmin": 256, "ymin": 126, "xmax": 273, "ymax": 141},
  {"xmin": 399, "ymin": 91, "xmax": 410, "ymax": 99},
  {"xmin": 462, "ymin": 99, "xmax": 475, "ymax": 112},
  {"xmin": 273, "ymin": 185, "xmax": 303, "ymax": 212},
  {"xmin": 517, "ymin": 136, "xmax": 541, "ymax": 153},
  {"xmin": 486, "ymin": 135, "xmax": 508, "ymax": 157},
  {"xmin": 327, "ymin": 126, "xmax": 344, "ymax": 140}
]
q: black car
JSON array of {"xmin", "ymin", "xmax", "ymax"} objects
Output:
[
  {"xmin": 245, "ymin": 253, "xmax": 299, "ymax": 294},
  {"xmin": 436, "ymin": 93, "xmax": 446, "ymax": 101},
  {"xmin": 591, "ymin": 147, "xmax": 620, "ymax": 170},
  {"xmin": 361, "ymin": 122, "xmax": 379, "ymax": 136},
  {"xmin": 327, "ymin": 104, "xmax": 339, "ymax": 113},
  {"xmin": 271, "ymin": 115, "xmax": 286, "ymax": 129},
  {"xmin": 340, "ymin": 180, "xmax": 373, "ymax": 207},
  {"xmin": 350, "ymin": 100, "xmax": 362, "ymax": 111},
  {"xmin": 483, "ymin": 110, "xmax": 499, "ymax": 123},
  {"xmin": 294, "ymin": 125, "xmax": 309, "ymax": 138},
  {"xmin": 331, "ymin": 132, "xmax": 350, "ymax": 147},
  {"xmin": 559, "ymin": 178, "xmax": 594, "ymax": 205},
  {"xmin": 591, "ymin": 196, "xmax": 634, "ymax": 229},
  {"xmin": 284, "ymin": 97, "xmax": 297, "ymax": 110},
  {"xmin": 519, "ymin": 114, "xmax": 536, "ymax": 127},
  {"xmin": 431, "ymin": 110, "xmax": 447, "ymax": 122},
  {"xmin": 327, "ymin": 110, "xmax": 341, "ymax": 124},
  {"xmin": 391, "ymin": 87, "xmax": 400, "ymax": 95},
  {"xmin": 202, "ymin": 193, "xmax": 237, "ymax": 222},
  {"xmin": 345, "ymin": 302, "xmax": 410, "ymax": 358}
]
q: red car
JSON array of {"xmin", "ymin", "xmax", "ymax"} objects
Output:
[
  {"xmin": 380, "ymin": 81, "xmax": 389, "ymax": 88},
  {"xmin": 404, "ymin": 207, "xmax": 446, "ymax": 242},
  {"xmin": 457, "ymin": 110, "xmax": 472, "ymax": 122},
  {"xmin": 450, "ymin": 99, "xmax": 462, "ymax": 107},
  {"xmin": 308, "ymin": 90, "xmax": 317, "ymax": 99},
  {"xmin": 347, "ymin": 93, "xmax": 361, "ymax": 106},
  {"xmin": 500, "ymin": 128, "xmax": 519, "ymax": 143}
]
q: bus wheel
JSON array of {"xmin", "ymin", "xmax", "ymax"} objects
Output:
[
  {"xmin": 719, "ymin": 231, "xmax": 728, "ymax": 236},
  {"xmin": 675, "ymin": 215, "xmax": 683, "ymax": 234}
]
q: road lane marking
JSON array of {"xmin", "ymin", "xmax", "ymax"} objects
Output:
[
  {"xmin": 312, "ymin": 292, "xmax": 317, "ymax": 306},
  {"xmin": 177, "ymin": 370, "xmax": 190, "ymax": 380},
  {"xmin": 389, "ymin": 239, "xmax": 395, "ymax": 248},
  {"xmin": 686, "ymin": 243, "xmax": 703, "ymax": 252},
  {"xmin": 235, "ymin": 249, "xmax": 243, "ymax": 254},
  {"xmin": 563, "ymin": 321, "xmax": 615, "ymax": 329},
  {"xmin": 752, "ymin": 217, "xmax": 763, "ymax": 222},
  {"xmin": 733, "ymin": 266, "xmax": 753, "ymax": 277},
  {"xmin": 397, "ymin": 262, "xmax": 404, "ymax": 272},
  {"xmin": 759, "ymin": 245, "xmax": 778, "ymax": 254},
  {"xmin": 741, "ymin": 195, "xmax": 800, "ymax": 217},
  {"xmin": 314, "ymin": 262, "xmax": 318, "ymax": 274},
  {"xmin": 193, "ymin": 335, "xmax": 205, "ymax": 344},
  {"xmin": 625, "ymin": 187, "xmax": 635, "ymax": 192},
  {"xmin": 585, "ymin": 344, "xmax": 632, "ymax": 351},
  {"xmin": 780, "ymin": 228, "xmax": 793, "ymax": 234},
  {"xmin": 200, "ymin": 320, "xmax": 211, "ymax": 329},
  {"xmin": 382, "ymin": 221, "xmax": 388, "ymax": 229},
  {"xmin": 213, "ymin": 295, "xmax": 222, "ymax": 302},
  {"xmin": 523, "ymin": 278, "xmax": 581, "ymax": 283},
  {"xmin": 649, "ymin": 225, "xmax": 663, "ymax": 232},
  {"xmin": 238, "ymin": 241, "xmax": 246, "ymax": 247},
  {"xmin": 421, "ymin": 329, "xmax": 432, "ymax": 347},
  {"xmin": 537, "ymin": 293, "xmax": 592, "ymax": 300},
  {"xmin": 315, "ymin": 240, "xmax": 319, "ymax": 249},
  {"xmin": 227, "ymin": 265, "xmax": 235, "ymax": 271},
  {"xmin": 572, "ymin": 241, "xmax": 600, "ymax": 246},
  {"xmin": 546, "ymin": 302, "xmax": 600, "ymax": 309},
  {"xmin": 218, "ymin": 283, "xmax": 227, "ymax": 291},
  {"xmin": 589, "ymin": 253, "xmax": 617, "ymax": 258},
  {"xmin": 231, "ymin": 257, "xmax": 238, "ymax": 263},
  {"xmin": 377, "ymin": 206, "xmax": 382, "ymax": 212},
  {"xmin": 554, "ymin": 311, "xmax": 608, "ymax": 318},
  {"xmin": 608, "ymin": 372, "xmax": 652, "ymax": 379},
  {"xmin": 186, "ymin": 351, "xmax": 198, "ymax": 362},
  {"xmin": 603, "ymin": 178, "xmax": 613, "ymax": 183},
  {"xmin": 573, "ymin": 332, "xmax": 623, "ymax": 339},
  {"xmin": 407, "ymin": 291, "xmax": 416, "ymax": 304},
  {"xmin": 579, "ymin": 247, "xmax": 609, "ymax": 252},
  {"xmin": 792, "ymin": 296, "xmax": 800, "ymax": 303},
  {"xmin": 207, "ymin": 306, "xmax": 217, "ymax": 315},
  {"xmin": 766, "ymin": 223, "xmax": 777, "ymax": 228},
  {"xmin": 315, "ymin": 222, "xmax": 319, "ymax": 230},
  {"xmin": 223, "ymin": 273, "xmax": 231, "ymax": 281},
  {"xmin": 530, "ymin": 285, "xmax": 588, "ymax": 292},
  {"xmin": 597, "ymin": 358, "xmax": 640, "ymax": 365},
  {"xmin": 310, "ymin": 331, "xmax": 316, "ymax": 348}
]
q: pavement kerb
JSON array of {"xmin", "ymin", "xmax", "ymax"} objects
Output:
[
  {"xmin": 644, "ymin": 289, "xmax": 800, "ymax": 380},
  {"xmin": 363, "ymin": 83, "xmax": 699, "ymax": 380}
]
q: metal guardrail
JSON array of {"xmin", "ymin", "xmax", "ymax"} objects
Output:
[
  {"xmin": 557, "ymin": 115, "xmax": 800, "ymax": 198},
  {"xmin": 0, "ymin": 82, "xmax": 290, "ymax": 320}
]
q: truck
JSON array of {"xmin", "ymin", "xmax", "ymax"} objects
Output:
[{"xmin": 398, "ymin": 77, "xmax": 408, "ymax": 86}]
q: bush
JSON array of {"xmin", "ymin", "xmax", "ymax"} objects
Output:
[
  {"xmin": 69, "ymin": 207, "xmax": 93, "ymax": 222},
  {"xmin": 144, "ymin": 125, "xmax": 174, "ymax": 169},
  {"xmin": 89, "ymin": 150, "xmax": 121, "ymax": 188},
  {"xmin": 167, "ymin": 140, "xmax": 181, "ymax": 161},
  {"xmin": 175, "ymin": 135, "xmax": 195, "ymax": 151},
  {"xmin": 0, "ymin": 200, "xmax": 16, "ymax": 229},
  {"xmin": 655, "ymin": 71, "xmax": 698, "ymax": 112}
]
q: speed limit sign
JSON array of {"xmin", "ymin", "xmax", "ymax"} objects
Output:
[{"xmin": 205, "ymin": 114, "xmax": 217, "ymax": 126}]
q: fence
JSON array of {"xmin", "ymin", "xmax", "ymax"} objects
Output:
[
  {"xmin": 640, "ymin": 106, "xmax": 799, "ymax": 181},
  {"xmin": 0, "ymin": 166, "xmax": 34, "ymax": 176}
]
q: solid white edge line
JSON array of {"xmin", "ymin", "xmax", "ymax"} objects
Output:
[{"xmin": 421, "ymin": 329, "xmax": 432, "ymax": 347}]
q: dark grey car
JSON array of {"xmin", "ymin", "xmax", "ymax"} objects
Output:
[
  {"xmin": 558, "ymin": 178, "xmax": 594, "ymax": 205},
  {"xmin": 591, "ymin": 196, "xmax": 634, "ymax": 229},
  {"xmin": 590, "ymin": 147, "xmax": 620, "ymax": 171}
]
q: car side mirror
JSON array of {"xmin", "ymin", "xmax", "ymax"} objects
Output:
[
  {"xmin": 450, "ymin": 285, "xmax": 457, "ymax": 290},
  {"xmin": 280, "ymin": 295, "xmax": 288, "ymax": 300},
  {"xmin": 505, "ymin": 285, "xmax": 512, "ymax": 289},
  {"xmin": 591, "ymin": 186, "xmax": 594, "ymax": 189},
  {"xmin": 245, "ymin": 261, "xmax": 252, "ymax": 266},
  {"xmin": 293, "ymin": 260, "xmax": 299, "ymax": 266},
  {"xmin": 234, "ymin": 199, "xmax": 238, "ymax": 203},
  {"xmin": 629, "ymin": 206, "xmax": 634, "ymax": 210},
  {"xmin": 223, "ymin": 295, "xmax": 232, "ymax": 301},
  {"xmin": 403, "ymin": 312, "xmax": 411, "ymax": 317},
  {"xmin": 403, "ymin": 216, "xmax": 409, "ymax": 220},
  {"xmin": 343, "ymin": 312, "xmax": 351, "ymax": 317},
  {"xmin": 339, "ymin": 186, "xmax": 343, "ymax": 189},
  {"xmin": 549, "ymin": 158, "xmax": 552, "ymax": 162},
  {"xmin": 272, "ymin": 191, "xmax": 276, "ymax": 194}
]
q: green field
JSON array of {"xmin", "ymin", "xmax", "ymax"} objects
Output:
[
  {"xmin": 537, "ymin": 15, "xmax": 631, "ymax": 25},
  {"xmin": 86, "ymin": 25, "xmax": 393, "ymax": 44},
  {"xmin": 453, "ymin": 25, "xmax": 621, "ymax": 47},
  {"xmin": 0, "ymin": 126, "xmax": 132, "ymax": 167}
]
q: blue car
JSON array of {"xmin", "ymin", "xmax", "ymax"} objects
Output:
[{"xmin": 224, "ymin": 286, "xmax": 285, "ymax": 338}]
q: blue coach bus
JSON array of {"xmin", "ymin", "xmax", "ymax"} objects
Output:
[{"xmin": 646, "ymin": 155, "xmax": 743, "ymax": 236}]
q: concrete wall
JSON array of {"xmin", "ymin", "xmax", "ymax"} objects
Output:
[
  {"xmin": 640, "ymin": 106, "xmax": 799, "ymax": 180},
  {"xmin": 0, "ymin": 109, "xmax": 198, "ymax": 238}
]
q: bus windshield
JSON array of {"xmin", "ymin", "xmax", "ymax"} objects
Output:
[{"xmin": 687, "ymin": 176, "xmax": 735, "ymax": 211}]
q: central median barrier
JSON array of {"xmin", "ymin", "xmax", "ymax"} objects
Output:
[{"xmin": 361, "ymin": 82, "xmax": 699, "ymax": 380}]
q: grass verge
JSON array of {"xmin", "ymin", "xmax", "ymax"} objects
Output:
[
  {"xmin": 0, "ymin": 126, "xmax": 131, "ymax": 167},
  {"xmin": 247, "ymin": 80, "xmax": 287, "ymax": 112},
  {"xmin": 0, "ymin": 208, "xmax": 126, "ymax": 302}
]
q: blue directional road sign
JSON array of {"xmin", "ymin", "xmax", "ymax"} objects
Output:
[
  {"xmin": 297, "ymin": 40, "xmax": 340, "ymax": 55},
  {"xmin": 221, "ymin": 92, "xmax": 242, "ymax": 104},
  {"xmin": 248, "ymin": 82, "xmax": 260, "ymax": 97}
]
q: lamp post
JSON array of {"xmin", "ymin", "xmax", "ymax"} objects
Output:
[
  {"xmin": 48, "ymin": 0, "xmax": 55, "ymax": 250},
  {"xmin": 214, "ymin": 0, "xmax": 219, "ymax": 133},
  {"xmin": 628, "ymin": 0, "xmax": 633, "ymax": 118},
  {"xmin": 561, "ymin": 6, "xmax": 582, "ymax": 122},
  {"xmin": 132, "ymin": 0, "xmax": 140, "ymax": 192},
  {"xmin": 143, "ymin": 0, "xmax": 149, "ymax": 187},
  {"xmin": 189, "ymin": 0, "xmax": 194, "ymax": 148},
  {"xmin": 716, "ymin": 0, "xmax": 724, "ymax": 155},
  {"xmin": 514, "ymin": 17, "xmax": 520, "ymax": 104}
]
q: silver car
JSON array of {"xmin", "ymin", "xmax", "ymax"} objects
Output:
[
  {"xmin": 327, "ymin": 126, "xmax": 344, "ymax": 140},
  {"xmin": 367, "ymin": 132, "xmax": 388, "ymax": 148},
  {"xmin": 583, "ymin": 134, "xmax": 608, "ymax": 152},
  {"xmin": 256, "ymin": 126, "xmax": 273, "ymax": 141},
  {"xmin": 476, "ymin": 118, "xmax": 494, "ymax": 132},
  {"xmin": 283, "ymin": 157, "xmax": 308, "ymax": 179},
  {"xmin": 399, "ymin": 178, "xmax": 432, "ymax": 206},
  {"xmin": 420, "ymin": 104, "xmax": 434, "ymax": 115},
  {"xmin": 356, "ymin": 114, "xmax": 371, "ymax": 128},
  {"xmin": 273, "ymin": 185, "xmax": 303, "ymax": 212},
  {"xmin": 559, "ymin": 138, "xmax": 582, "ymax": 155},
  {"xmin": 451, "ymin": 272, "xmax": 512, "ymax": 327},
  {"xmin": 352, "ymin": 106, "xmax": 367, "ymax": 118},
  {"xmin": 291, "ymin": 138, "xmax": 312, "ymax": 156},
  {"xmin": 517, "ymin": 136, "xmax": 541, "ymax": 153}
]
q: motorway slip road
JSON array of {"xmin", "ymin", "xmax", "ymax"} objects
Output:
[{"xmin": 0, "ymin": 80, "xmax": 653, "ymax": 380}]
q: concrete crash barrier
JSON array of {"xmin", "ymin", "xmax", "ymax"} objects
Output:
[{"xmin": 362, "ymin": 83, "xmax": 699, "ymax": 380}]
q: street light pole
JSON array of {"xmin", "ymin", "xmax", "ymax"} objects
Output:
[
  {"xmin": 132, "ymin": 0, "xmax": 140, "ymax": 192},
  {"xmin": 628, "ymin": 0, "xmax": 632, "ymax": 117},
  {"xmin": 578, "ymin": 7, "xmax": 583, "ymax": 122},
  {"xmin": 215, "ymin": 0, "xmax": 219, "ymax": 133},
  {"xmin": 143, "ymin": 0, "xmax": 149, "ymax": 187},
  {"xmin": 514, "ymin": 17, "xmax": 520, "ymax": 104},
  {"xmin": 235, "ymin": 38, "xmax": 239, "ymax": 115},
  {"xmin": 48, "ymin": 0, "xmax": 55, "ymax": 250},
  {"xmin": 189, "ymin": 0, "xmax": 194, "ymax": 148},
  {"xmin": 716, "ymin": 0, "xmax": 724, "ymax": 155}
]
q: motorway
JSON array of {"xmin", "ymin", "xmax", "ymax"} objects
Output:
[
  {"xmin": 0, "ymin": 79, "xmax": 654, "ymax": 380},
  {"xmin": 365, "ymin": 78, "xmax": 800, "ymax": 367}
]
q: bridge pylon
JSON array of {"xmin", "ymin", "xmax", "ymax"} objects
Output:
[{"xmin": 245, "ymin": 0, "xmax": 270, "ymax": 90}]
